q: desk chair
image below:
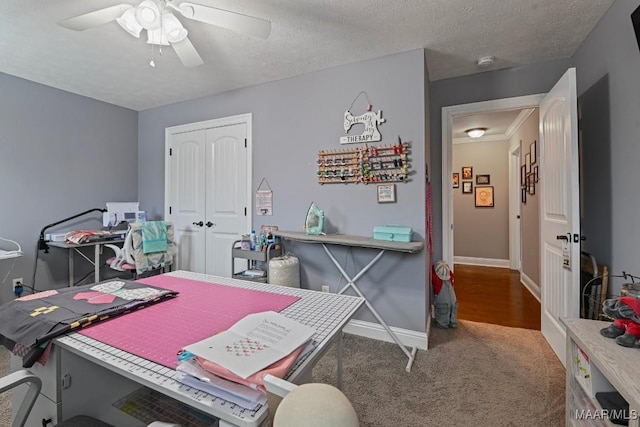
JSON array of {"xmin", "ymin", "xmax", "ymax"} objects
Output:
[
  {"xmin": 0, "ymin": 370, "xmax": 179, "ymax": 427},
  {"xmin": 264, "ymin": 374, "xmax": 359, "ymax": 427},
  {"xmin": 106, "ymin": 222, "xmax": 175, "ymax": 278}
]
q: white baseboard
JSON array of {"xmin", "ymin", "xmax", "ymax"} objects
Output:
[
  {"xmin": 453, "ymin": 256, "xmax": 510, "ymax": 268},
  {"xmin": 520, "ymin": 272, "xmax": 540, "ymax": 302},
  {"xmin": 343, "ymin": 319, "xmax": 428, "ymax": 350}
]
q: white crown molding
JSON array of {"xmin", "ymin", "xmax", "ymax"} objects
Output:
[
  {"xmin": 453, "ymin": 107, "xmax": 535, "ymax": 145},
  {"xmin": 504, "ymin": 108, "xmax": 535, "ymax": 138}
]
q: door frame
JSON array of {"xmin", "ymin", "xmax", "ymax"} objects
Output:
[
  {"xmin": 508, "ymin": 144, "xmax": 522, "ymax": 271},
  {"xmin": 441, "ymin": 94, "xmax": 545, "ymax": 269},
  {"xmin": 163, "ymin": 113, "xmax": 253, "ymax": 244}
]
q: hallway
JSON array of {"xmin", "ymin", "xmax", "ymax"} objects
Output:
[{"xmin": 454, "ymin": 264, "xmax": 541, "ymax": 330}]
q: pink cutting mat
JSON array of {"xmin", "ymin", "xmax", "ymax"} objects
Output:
[{"xmin": 78, "ymin": 276, "xmax": 300, "ymax": 369}]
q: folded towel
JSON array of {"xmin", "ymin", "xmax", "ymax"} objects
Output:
[{"xmin": 141, "ymin": 221, "xmax": 168, "ymax": 254}]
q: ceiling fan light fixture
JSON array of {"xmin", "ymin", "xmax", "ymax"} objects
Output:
[
  {"xmin": 466, "ymin": 128, "xmax": 488, "ymax": 138},
  {"xmin": 147, "ymin": 28, "xmax": 170, "ymax": 46},
  {"xmin": 135, "ymin": 0, "xmax": 162, "ymax": 30},
  {"xmin": 162, "ymin": 13, "xmax": 188, "ymax": 43},
  {"xmin": 116, "ymin": 7, "xmax": 143, "ymax": 38}
]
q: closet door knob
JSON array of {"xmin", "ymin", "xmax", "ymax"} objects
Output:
[
  {"xmin": 206, "ymin": 221, "xmax": 214, "ymax": 228},
  {"xmin": 192, "ymin": 221, "xmax": 204, "ymax": 227}
]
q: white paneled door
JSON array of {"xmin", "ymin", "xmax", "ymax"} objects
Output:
[
  {"xmin": 204, "ymin": 124, "xmax": 248, "ymax": 277},
  {"xmin": 166, "ymin": 130, "xmax": 207, "ymax": 274},
  {"xmin": 539, "ymin": 68, "xmax": 580, "ymax": 365},
  {"xmin": 166, "ymin": 115, "xmax": 252, "ymax": 277}
]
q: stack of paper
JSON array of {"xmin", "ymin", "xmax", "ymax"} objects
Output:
[
  {"xmin": 177, "ymin": 311, "xmax": 316, "ymax": 406},
  {"xmin": 186, "ymin": 311, "xmax": 315, "ymax": 379}
]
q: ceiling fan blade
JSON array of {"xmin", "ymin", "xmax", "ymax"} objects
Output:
[
  {"xmin": 171, "ymin": 37, "xmax": 204, "ymax": 67},
  {"xmin": 170, "ymin": 2, "xmax": 271, "ymax": 39},
  {"xmin": 58, "ymin": 4, "xmax": 132, "ymax": 31}
]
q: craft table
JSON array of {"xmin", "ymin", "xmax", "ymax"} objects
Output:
[
  {"xmin": 275, "ymin": 230, "xmax": 424, "ymax": 372},
  {"xmin": 47, "ymin": 238, "xmax": 124, "ymax": 287},
  {"xmin": 15, "ymin": 270, "xmax": 364, "ymax": 427}
]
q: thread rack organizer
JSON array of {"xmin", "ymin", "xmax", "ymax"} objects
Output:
[{"xmin": 317, "ymin": 141, "xmax": 411, "ymax": 184}]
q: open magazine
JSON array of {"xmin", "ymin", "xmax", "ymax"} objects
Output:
[{"xmin": 184, "ymin": 311, "xmax": 316, "ymax": 379}]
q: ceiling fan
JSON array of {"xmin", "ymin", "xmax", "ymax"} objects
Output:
[{"xmin": 57, "ymin": 0, "xmax": 272, "ymax": 67}]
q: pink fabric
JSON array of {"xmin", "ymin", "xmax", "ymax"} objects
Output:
[
  {"xmin": 73, "ymin": 291, "xmax": 117, "ymax": 304},
  {"xmin": 195, "ymin": 345, "xmax": 305, "ymax": 392}
]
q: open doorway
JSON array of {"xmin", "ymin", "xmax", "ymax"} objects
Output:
[{"xmin": 442, "ymin": 95, "xmax": 544, "ymax": 329}]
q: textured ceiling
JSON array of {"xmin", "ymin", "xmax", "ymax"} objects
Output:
[{"xmin": 0, "ymin": 0, "xmax": 614, "ymax": 111}]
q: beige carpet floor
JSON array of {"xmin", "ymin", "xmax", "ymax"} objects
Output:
[
  {"xmin": 0, "ymin": 346, "xmax": 10, "ymax": 425},
  {"xmin": 312, "ymin": 320, "xmax": 566, "ymax": 427},
  {"xmin": 0, "ymin": 320, "xmax": 565, "ymax": 426}
]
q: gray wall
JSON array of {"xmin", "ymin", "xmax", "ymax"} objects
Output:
[
  {"xmin": 0, "ymin": 73, "xmax": 138, "ymax": 304},
  {"xmin": 429, "ymin": 59, "xmax": 574, "ymax": 265},
  {"xmin": 514, "ymin": 111, "xmax": 541, "ymax": 285},
  {"xmin": 573, "ymin": 0, "xmax": 640, "ymax": 294},
  {"xmin": 453, "ymin": 140, "xmax": 509, "ymax": 260},
  {"xmin": 138, "ymin": 49, "xmax": 429, "ymax": 332}
]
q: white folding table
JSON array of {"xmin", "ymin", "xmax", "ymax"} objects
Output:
[
  {"xmin": 15, "ymin": 271, "xmax": 364, "ymax": 427},
  {"xmin": 47, "ymin": 239, "xmax": 124, "ymax": 287},
  {"xmin": 275, "ymin": 230, "xmax": 424, "ymax": 372}
]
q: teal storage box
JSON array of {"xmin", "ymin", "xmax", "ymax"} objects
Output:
[{"xmin": 373, "ymin": 225, "xmax": 412, "ymax": 242}]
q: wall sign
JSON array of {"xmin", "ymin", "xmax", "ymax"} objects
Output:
[
  {"xmin": 255, "ymin": 178, "xmax": 273, "ymax": 216},
  {"xmin": 341, "ymin": 91, "xmax": 385, "ymax": 145}
]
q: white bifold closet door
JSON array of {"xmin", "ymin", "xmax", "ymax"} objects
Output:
[{"xmin": 166, "ymin": 115, "xmax": 251, "ymax": 277}]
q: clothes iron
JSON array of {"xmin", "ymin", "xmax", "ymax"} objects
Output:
[{"xmin": 304, "ymin": 202, "xmax": 325, "ymax": 235}]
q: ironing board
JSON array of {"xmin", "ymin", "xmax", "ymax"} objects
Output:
[{"xmin": 275, "ymin": 230, "xmax": 424, "ymax": 372}]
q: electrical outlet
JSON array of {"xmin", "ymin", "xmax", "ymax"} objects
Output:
[
  {"xmin": 321, "ymin": 285, "xmax": 330, "ymax": 293},
  {"xmin": 12, "ymin": 278, "xmax": 23, "ymax": 293}
]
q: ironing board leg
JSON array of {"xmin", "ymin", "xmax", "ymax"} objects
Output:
[{"xmin": 322, "ymin": 244, "xmax": 418, "ymax": 372}]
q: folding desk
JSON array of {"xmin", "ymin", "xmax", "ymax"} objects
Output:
[
  {"xmin": 16, "ymin": 270, "xmax": 364, "ymax": 427},
  {"xmin": 47, "ymin": 239, "xmax": 124, "ymax": 287},
  {"xmin": 275, "ymin": 230, "xmax": 424, "ymax": 372}
]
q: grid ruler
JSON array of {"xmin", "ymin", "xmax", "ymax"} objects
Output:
[{"xmin": 56, "ymin": 271, "xmax": 364, "ymax": 427}]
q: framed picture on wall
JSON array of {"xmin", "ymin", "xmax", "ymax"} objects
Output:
[
  {"xmin": 522, "ymin": 187, "xmax": 527, "ymax": 204},
  {"xmin": 534, "ymin": 165, "xmax": 539, "ymax": 182},
  {"xmin": 476, "ymin": 174, "xmax": 490, "ymax": 185},
  {"xmin": 525, "ymin": 153, "xmax": 531, "ymax": 173},
  {"xmin": 376, "ymin": 183, "xmax": 396, "ymax": 203},
  {"xmin": 520, "ymin": 165, "xmax": 527, "ymax": 186},
  {"xmin": 462, "ymin": 166, "xmax": 473, "ymax": 180},
  {"xmin": 475, "ymin": 186, "xmax": 494, "ymax": 207},
  {"xmin": 530, "ymin": 140, "xmax": 537, "ymax": 164},
  {"xmin": 462, "ymin": 181, "xmax": 473, "ymax": 194},
  {"xmin": 453, "ymin": 172, "xmax": 460, "ymax": 188},
  {"xmin": 528, "ymin": 176, "xmax": 536, "ymax": 195}
]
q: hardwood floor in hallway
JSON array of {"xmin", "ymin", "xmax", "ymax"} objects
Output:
[{"xmin": 453, "ymin": 264, "xmax": 541, "ymax": 330}]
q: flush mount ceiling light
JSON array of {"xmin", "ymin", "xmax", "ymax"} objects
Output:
[
  {"xmin": 58, "ymin": 0, "xmax": 272, "ymax": 68},
  {"xmin": 466, "ymin": 128, "xmax": 488, "ymax": 138},
  {"xmin": 476, "ymin": 56, "xmax": 495, "ymax": 69}
]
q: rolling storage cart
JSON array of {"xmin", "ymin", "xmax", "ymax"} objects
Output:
[{"xmin": 231, "ymin": 240, "xmax": 283, "ymax": 283}]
